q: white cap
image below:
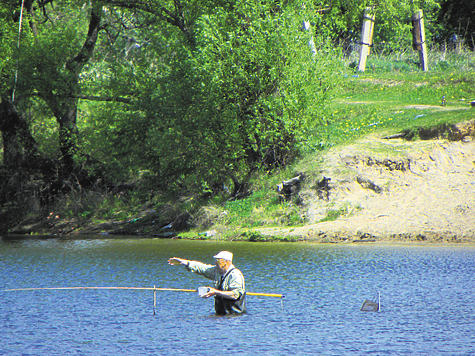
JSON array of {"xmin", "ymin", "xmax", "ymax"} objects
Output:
[{"xmin": 213, "ymin": 251, "xmax": 233, "ymax": 261}]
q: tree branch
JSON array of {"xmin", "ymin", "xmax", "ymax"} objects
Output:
[
  {"xmin": 75, "ymin": 94, "xmax": 132, "ymax": 103},
  {"xmin": 26, "ymin": 92, "xmax": 133, "ymax": 104},
  {"xmin": 66, "ymin": 1, "xmax": 103, "ymax": 75},
  {"xmin": 108, "ymin": 0, "xmax": 195, "ymax": 45},
  {"xmin": 25, "ymin": 0, "xmax": 39, "ymax": 38}
]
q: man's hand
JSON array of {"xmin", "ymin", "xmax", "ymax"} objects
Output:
[
  {"xmin": 167, "ymin": 257, "xmax": 189, "ymax": 266},
  {"xmin": 200, "ymin": 287, "xmax": 218, "ymax": 299},
  {"xmin": 200, "ymin": 287, "xmax": 238, "ymax": 300}
]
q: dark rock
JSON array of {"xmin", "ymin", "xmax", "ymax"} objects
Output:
[
  {"xmin": 315, "ymin": 176, "xmax": 331, "ymax": 201},
  {"xmin": 356, "ymin": 175, "xmax": 383, "ymax": 193},
  {"xmin": 277, "ymin": 175, "xmax": 302, "ymax": 202}
]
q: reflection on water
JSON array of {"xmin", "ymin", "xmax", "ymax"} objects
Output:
[{"xmin": 1, "ymin": 237, "xmax": 475, "ymax": 355}]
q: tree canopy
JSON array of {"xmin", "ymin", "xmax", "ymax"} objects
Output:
[
  {"xmin": 1, "ymin": 1, "xmax": 342, "ymax": 189},
  {"xmin": 0, "ymin": 0, "xmax": 472, "ymax": 207}
]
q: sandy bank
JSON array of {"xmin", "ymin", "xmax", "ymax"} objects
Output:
[{"xmin": 259, "ymin": 123, "xmax": 475, "ymax": 243}]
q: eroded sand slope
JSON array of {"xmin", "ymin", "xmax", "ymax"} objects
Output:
[{"xmin": 260, "ymin": 128, "xmax": 475, "ymax": 243}]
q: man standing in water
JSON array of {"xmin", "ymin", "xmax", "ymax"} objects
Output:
[{"xmin": 167, "ymin": 251, "xmax": 246, "ymax": 315}]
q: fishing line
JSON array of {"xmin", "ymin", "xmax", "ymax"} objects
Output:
[{"xmin": 12, "ymin": 0, "xmax": 25, "ymax": 102}]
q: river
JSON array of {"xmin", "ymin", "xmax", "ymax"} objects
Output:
[{"xmin": 1, "ymin": 236, "xmax": 474, "ymax": 355}]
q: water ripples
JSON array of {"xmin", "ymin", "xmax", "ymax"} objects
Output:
[{"xmin": 1, "ymin": 238, "xmax": 475, "ymax": 355}]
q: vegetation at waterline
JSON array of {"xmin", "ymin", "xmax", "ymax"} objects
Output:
[{"xmin": 1, "ymin": 0, "xmax": 474, "ymax": 240}]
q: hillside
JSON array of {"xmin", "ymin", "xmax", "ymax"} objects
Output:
[
  {"xmin": 5, "ymin": 88, "xmax": 475, "ymax": 243},
  {"xmin": 258, "ymin": 120, "xmax": 475, "ymax": 243}
]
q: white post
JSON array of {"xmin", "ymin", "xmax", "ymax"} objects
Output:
[
  {"xmin": 358, "ymin": 7, "xmax": 375, "ymax": 72},
  {"xmin": 412, "ymin": 10, "xmax": 428, "ymax": 71}
]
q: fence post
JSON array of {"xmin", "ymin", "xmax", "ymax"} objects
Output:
[
  {"xmin": 358, "ymin": 7, "xmax": 375, "ymax": 72},
  {"xmin": 412, "ymin": 9, "xmax": 428, "ymax": 71}
]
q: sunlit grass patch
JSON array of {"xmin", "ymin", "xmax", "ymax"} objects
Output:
[{"xmin": 221, "ymin": 187, "xmax": 307, "ymax": 229}]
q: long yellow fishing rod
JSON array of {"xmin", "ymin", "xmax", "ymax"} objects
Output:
[
  {"xmin": 2, "ymin": 286, "xmax": 284, "ymax": 298},
  {"xmin": 3, "ymin": 286, "xmax": 284, "ymax": 315}
]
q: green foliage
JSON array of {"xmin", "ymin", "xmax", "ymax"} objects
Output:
[
  {"xmin": 14, "ymin": 1, "xmax": 89, "ymax": 96},
  {"xmin": 223, "ymin": 190, "xmax": 276, "ymax": 227},
  {"xmin": 320, "ymin": 0, "xmax": 439, "ymax": 53},
  {"xmin": 435, "ymin": 0, "xmax": 475, "ymax": 50},
  {"xmin": 129, "ymin": 1, "xmax": 342, "ymax": 191},
  {"xmin": 239, "ymin": 230, "xmax": 266, "ymax": 242},
  {"xmin": 319, "ymin": 207, "xmax": 348, "ymax": 222},
  {"xmin": 55, "ymin": 186, "xmax": 149, "ymax": 223},
  {"xmin": 0, "ymin": 1, "xmax": 19, "ymax": 95},
  {"xmin": 214, "ymin": 181, "xmax": 307, "ymax": 229},
  {"xmin": 238, "ymin": 229, "xmax": 300, "ymax": 242}
]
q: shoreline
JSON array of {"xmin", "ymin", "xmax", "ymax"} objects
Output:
[
  {"xmin": 2, "ymin": 233, "xmax": 475, "ymax": 247},
  {"xmin": 258, "ymin": 133, "xmax": 475, "ymax": 245},
  {"xmin": 2, "ymin": 227, "xmax": 474, "ymax": 245},
  {"xmin": 5, "ymin": 128, "xmax": 475, "ymax": 244}
]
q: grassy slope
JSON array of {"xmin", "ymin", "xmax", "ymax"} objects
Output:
[{"xmin": 183, "ymin": 52, "xmax": 475, "ymax": 241}]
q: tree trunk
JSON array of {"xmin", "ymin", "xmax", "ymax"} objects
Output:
[
  {"xmin": 0, "ymin": 96, "xmax": 40, "ymax": 167},
  {"xmin": 55, "ymin": 97, "xmax": 80, "ymax": 173},
  {"xmin": 30, "ymin": 1, "xmax": 103, "ymax": 174}
]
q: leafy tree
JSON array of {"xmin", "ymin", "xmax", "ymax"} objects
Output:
[
  {"xmin": 109, "ymin": 1, "xmax": 343, "ymax": 193},
  {"xmin": 1, "ymin": 0, "xmax": 340, "ymax": 204},
  {"xmin": 0, "ymin": 0, "xmax": 200, "ymax": 174},
  {"xmin": 436, "ymin": 0, "xmax": 475, "ymax": 49}
]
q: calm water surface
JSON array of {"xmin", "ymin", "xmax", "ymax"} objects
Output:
[{"xmin": 1, "ymin": 237, "xmax": 474, "ymax": 355}]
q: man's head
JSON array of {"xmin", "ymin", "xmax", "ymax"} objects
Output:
[{"xmin": 213, "ymin": 251, "xmax": 233, "ymax": 273}]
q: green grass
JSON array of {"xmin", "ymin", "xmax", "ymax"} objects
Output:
[
  {"xmin": 303, "ymin": 69, "xmax": 475, "ymax": 153},
  {"xmin": 193, "ymin": 185, "xmax": 307, "ymax": 231},
  {"xmin": 201, "ymin": 50, "xmax": 475, "ymax": 239}
]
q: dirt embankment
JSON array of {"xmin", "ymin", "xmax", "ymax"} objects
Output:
[{"xmin": 259, "ymin": 120, "xmax": 475, "ymax": 243}]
